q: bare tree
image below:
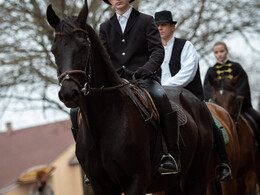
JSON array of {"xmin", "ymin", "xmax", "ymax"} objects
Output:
[{"xmin": 0, "ymin": 0, "xmax": 259, "ymax": 123}]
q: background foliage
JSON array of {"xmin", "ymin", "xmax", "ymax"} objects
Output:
[{"xmin": 0, "ymin": 0, "xmax": 259, "ymax": 130}]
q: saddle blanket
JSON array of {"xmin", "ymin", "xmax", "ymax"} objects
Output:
[{"xmin": 213, "ymin": 116, "xmax": 229, "ymax": 144}]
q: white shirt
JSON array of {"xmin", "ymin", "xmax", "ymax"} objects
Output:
[
  {"xmin": 161, "ymin": 37, "xmax": 199, "ymax": 87},
  {"xmin": 116, "ymin": 7, "xmax": 132, "ymax": 33}
]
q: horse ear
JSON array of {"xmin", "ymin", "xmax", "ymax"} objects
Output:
[
  {"xmin": 46, "ymin": 5, "xmax": 60, "ymax": 29},
  {"xmin": 77, "ymin": 0, "xmax": 88, "ymax": 28},
  {"xmin": 208, "ymin": 74, "xmax": 217, "ymax": 88}
]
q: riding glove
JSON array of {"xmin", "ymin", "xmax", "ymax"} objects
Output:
[{"xmin": 134, "ymin": 67, "xmax": 153, "ymax": 79}]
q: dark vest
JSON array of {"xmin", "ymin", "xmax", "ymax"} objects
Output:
[{"xmin": 169, "ymin": 38, "xmax": 204, "ymax": 101}]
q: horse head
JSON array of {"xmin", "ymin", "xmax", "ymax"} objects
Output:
[
  {"xmin": 46, "ymin": 0, "xmax": 91, "ymax": 108},
  {"xmin": 208, "ymin": 75, "xmax": 244, "ymax": 119}
]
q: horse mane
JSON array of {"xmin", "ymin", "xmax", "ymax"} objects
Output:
[
  {"xmin": 216, "ymin": 78, "xmax": 236, "ymax": 92},
  {"xmin": 85, "ymin": 23, "xmax": 121, "ymax": 85}
]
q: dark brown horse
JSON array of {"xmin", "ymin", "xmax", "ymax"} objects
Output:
[
  {"xmin": 208, "ymin": 75, "xmax": 259, "ymax": 195},
  {"xmin": 152, "ymin": 102, "xmax": 241, "ymax": 195},
  {"xmin": 46, "ymin": 1, "xmax": 214, "ymax": 194}
]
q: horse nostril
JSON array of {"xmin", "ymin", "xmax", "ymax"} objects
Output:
[
  {"xmin": 58, "ymin": 91, "xmax": 65, "ymax": 102},
  {"xmin": 71, "ymin": 90, "xmax": 79, "ymax": 102}
]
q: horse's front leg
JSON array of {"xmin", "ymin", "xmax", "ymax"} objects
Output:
[
  {"xmin": 124, "ymin": 173, "xmax": 150, "ymax": 195},
  {"xmin": 91, "ymin": 184, "xmax": 122, "ymax": 195}
]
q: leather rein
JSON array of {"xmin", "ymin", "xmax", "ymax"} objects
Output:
[{"xmin": 55, "ymin": 28, "xmax": 129, "ymax": 96}]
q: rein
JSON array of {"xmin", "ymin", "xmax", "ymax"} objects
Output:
[{"xmin": 55, "ymin": 27, "xmax": 130, "ymax": 96}]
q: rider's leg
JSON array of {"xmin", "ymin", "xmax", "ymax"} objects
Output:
[
  {"xmin": 70, "ymin": 107, "xmax": 91, "ymax": 185},
  {"xmin": 244, "ymin": 107, "xmax": 260, "ymax": 146},
  {"xmin": 159, "ymin": 111, "xmax": 181, "ymax": 174},
  {"xmin": 213, "ymin": 123, "xmax": 232, "ymax": 181},
  {"xmin": 202, "ymin": 101, "xmax": 232, "ymax": 181},
  {"xmin": 70, "ymin": 107, "xmax": 79, "ymax": 141},
  {"xmin": 137, "ymin": 78, "xmax": 181, "ymax": 174}
]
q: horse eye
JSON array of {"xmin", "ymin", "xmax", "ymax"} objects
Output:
[
  {"xmin": 51, "ymin": 45, "xmax": 55, "ymax": 53},
  {"xmin": 57, "ymin": 70, "xmax": 61, "ymax": 77}
]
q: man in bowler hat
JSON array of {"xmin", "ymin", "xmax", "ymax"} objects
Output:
[{"xmin": 154, "ymin": 10, "xmax": 232, "ymax": 181}]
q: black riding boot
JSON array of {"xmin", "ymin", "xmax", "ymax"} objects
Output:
[
  {"xmin": 158, "ymin": 111, "xmax": 181, "ymax": 174},
  {"xmin": 70, "ymin": 108, "xmax": 91, "ymax": 185},
  {"xmin": 70, "ymin": 107, "xmax": 79, "ymax": 142},
  {"xmin": 213, "ymin": 124, "xmax": 232, "ymax": 181}
]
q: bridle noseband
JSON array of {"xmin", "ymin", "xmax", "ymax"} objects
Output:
[{"xmin": 55, "ymin": 27, "xmax": 129, "ymax": 96}]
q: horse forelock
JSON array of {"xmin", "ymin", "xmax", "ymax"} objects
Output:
[
  {"xmin": 56, "ymin": 16, "xmax": 80, "ymax": 34},
  {"xmin": 217, "ymin": 79, "xmax": 236, "ymax": 92}
]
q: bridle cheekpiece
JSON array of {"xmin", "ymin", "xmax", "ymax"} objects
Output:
[{"xmin": 55, "ymin": 27, "xmax": 129, "ymax": 96}]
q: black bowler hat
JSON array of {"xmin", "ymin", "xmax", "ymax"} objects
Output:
[
  {"xmin": 103, "ymin": 0, "xmax": 135, "ymax": 5},
  {"xmin": 155, "ymin": 10, "xmax": 177, "ymax": 24}
]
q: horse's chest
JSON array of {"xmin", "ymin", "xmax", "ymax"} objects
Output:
[{"xmin": 76, "ymin": 140, "xmax": 120, "ymax": 173}]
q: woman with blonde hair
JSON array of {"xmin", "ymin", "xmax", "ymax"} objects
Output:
[{"xmin": 204, "ymin": 41, "xmax": 260, "ymax": 145}]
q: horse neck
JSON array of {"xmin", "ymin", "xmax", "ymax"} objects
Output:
[
  {"xmin": 87, "ymin": 25, "xmax": 120, "ymax": 88},
  {"xmin": 80, "ymin": 48, "xmax": 126, "ymax": 130},
  {"xmin": 79, "ymin": 88, "xmax": 130, "ymax": 140},
  {"xmin": 78, "ymin": 26, "xmax": 133, "ymax": 136}
]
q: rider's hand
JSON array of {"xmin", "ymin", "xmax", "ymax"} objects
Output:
[{"xmin": 134, "ymin": 67, "xmax": 153, "ymax": 79}]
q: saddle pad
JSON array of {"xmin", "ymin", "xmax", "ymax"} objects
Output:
[
  {"xmin": 170, "ymin": 101, "xmax": 187, "ymax": 126},
  {"xmin": 213, "ymin": 116, "xmax": 229, "ymax": 144}
]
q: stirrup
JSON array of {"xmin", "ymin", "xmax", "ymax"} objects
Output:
[
  {"xmin": 84, "ymin": 175, "xmax": 91, "ymax": 185},
  {"xmin": 215, "ymin": 163, "xmax": 232, "ymax": 180},
  {"xmin": 158, "ymin": 154, "xmax": 179, "ymax": 175}
]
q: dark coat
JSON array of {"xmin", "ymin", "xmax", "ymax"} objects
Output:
[
  {"xmin": 99, "ymin": 8, "xmax": 164, "ymax": 81},
  {"xmin": 203, "ymin": 60, "xmax": 252, "ymax": 108}
]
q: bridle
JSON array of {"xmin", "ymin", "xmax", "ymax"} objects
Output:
[
  {"xmin": 211, "ymin": 87, "xmax": 242, "ymax": 125},
  {"xmin": 55, "ymin": 27, "xmax": 129, "ymax": 96}
]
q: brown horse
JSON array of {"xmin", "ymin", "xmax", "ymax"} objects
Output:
[
  {"xmin": 206, "ymin": 102, "xmax": 240, "ymax": 195},
  {"xmin": 46, "ymin": 1, "xmax": 214, "ymax": 194},
  {"xmin": 208, "ymin": 75, "xmax": 259, "ymax": 195}
]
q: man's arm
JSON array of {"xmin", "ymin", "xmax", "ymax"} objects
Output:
[
  {"xmin": 142, "ymin": 17, "xmax": 164, "ymax": 74},
  {"xmin": 99, "ymin": 23, "xmax": 109, "ymax": 53},
  {"xmin": 163, "ymin": 41, "xmax": 198, "ymax": 87}
]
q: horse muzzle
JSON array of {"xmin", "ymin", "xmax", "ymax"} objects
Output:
[{"xmin": 58, "ymin": 81, "xmax": 81, "ymax": 108}]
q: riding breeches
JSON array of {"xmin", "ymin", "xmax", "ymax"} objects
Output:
[{"xmin": 137, "ymin": 78, "xmax": 173, "ymax": 116}]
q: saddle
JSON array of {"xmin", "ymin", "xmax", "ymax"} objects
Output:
[{"xmin": 122, "ymin": 79, "xmax": 187, "ymax": 129}]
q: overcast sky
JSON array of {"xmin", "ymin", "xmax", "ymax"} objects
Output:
[{"xmin": 0, "ymin": 1, "xmax": 259, "ymax": 132}]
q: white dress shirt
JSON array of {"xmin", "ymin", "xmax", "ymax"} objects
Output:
[
  {"xmin": 116, "ymin": 7, "xmax": 132, "ymax": 33},
  {"xmin": 161, "ymin": 37, "xmax": 199, "ymax": 87}
]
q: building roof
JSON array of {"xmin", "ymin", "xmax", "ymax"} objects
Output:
[{"xmin": 0, "ymin": 120, "xmax": 74, "ymax": 189}]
